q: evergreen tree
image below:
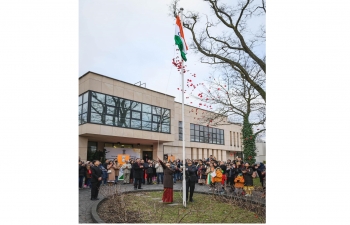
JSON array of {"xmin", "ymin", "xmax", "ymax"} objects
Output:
[{"xmin": 242, "ymin": 116, "xmax": 256, "ymax": 164}]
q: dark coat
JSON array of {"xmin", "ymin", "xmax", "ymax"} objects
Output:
[
  {"xmin": 242, "ymin": 167, "xmax": 254, "ymax": 186},
  {"xmin": 159, "ymin": 160, "xmax": 175, "ymax": 188},
  {"xmin": 186, "ymin": 165, "xmax": 198, "ymax": 183},
  {"xmin": 79, "ymin": 165, "xmax": 86, "ymax": 176},
  {"xmin": 226, "ymin": 168, "xmax": 236, "ymax": 178},
  {"xmin": 220, "ymin": 164, "xmax": 227, "ymax": 174},
  {"xmin": 132, "ymin": 162, "xmax": 144, "ymax": 179},
  {"xmin": 197, "ymin": 164, "xmax": 207, "ymax": 179},
  {"xmin": 146, "ymin": 164, "xmax": 154, "ymax": 174},
  {"xmin": 91, "ymin": 165, "xmax": 102, "ymax": 183}
]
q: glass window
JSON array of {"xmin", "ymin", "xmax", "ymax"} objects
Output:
[
  {"xmin": 120, "ymin": 99, "xmax": 131, "ymax": 109},
  {"xmin": 162, "ymin": 124, "xmax": 170, "ymax": 133},
  {"xmin": 142, "ymin": 121, "xmax": 152, "ymax": 130},
  {"xmin": 142, "ymin": 104, "xmax": 152, "ymax": 113},
  {"xmin": 131, "ymin": 119, "xmax": 142, "ymax": 129},
  {"xmin": 117, "ymin": 118, "xmax": 130, "ymax": 127},
  {"xmin": 91, "ymin": 113, "xmax": 102, "ymax": 124},
  {"xmin": 152, "ymin": 123, "xmax": 160, "ymax": 132},
  {"xmin": 107, "ymin": 106, "xmax": 115, "ymax": 115},
  {"xmin": 106, "ymin": 95, "xmax": 117, "ymax": 106},
  {"xmin": 83, "ymin": 92, "xmax": 89, "ymax": 103},
  {"xmin": 152, "ymin": 115, "xmax": 160, "ymax": 122},
  {"xmin": 82, "ymin": 113, "xmax": 87, "ymax": 123},
  {"xmin": 190, "ymin": 135, "xmax": 195, "ymax": 141},
  {"xmin": 131, "ymin": 101, "xmax": 141, "ymax": 111},
  {"xmin": 105, "ymin": 115, "xmax": 114, "ymax": 125},
  {"xmin": 119, "ymin": 108, "xmax": 130, "ymax": 119},
  {"xmin": 82, "ymin": 103, "xmax": 88, "ymax": 114},
  {"xmin": 78, "ymin": 115, "xmax": 81, "ymax": 125},
  {"xmin": 131, "ymin": 111, "xmax": 141, "ymax": 119},
  {"xmin": 91, "ymin": 92, "xmax": 105, "ymax": 103},
  {"xmin": 91, "ymin": 102, "xmax": 103, "ymax": 114},
  {"xmin": 142, "ymin": 112, "xmax": 152, "ymax": 122},
  {"xmin": 79, "ymin": 95, "xmax": 82, "ymax": 105},
  {"xmin": 190, "ymin": 130, "xmax": 194, "ymax": 135},
  {"xmin": 190, "ymin": 124, "xmax": 194, "ymax": 130},
  {"xmin": 152, "ymin": 106, "xmax": 162, "ymax": 115},
  {"xmin": 79, "ymin": 105, "xmax": 82, "ymax": 115},
  {"xmin": 195, "ymin": 124, "xmax": 199, "ymax": 130},
  {"xmin": 195, "ymin": 130, "xmax": 199, "ymax": 136},
  {"xmin": 200, "ymin": 126, "xmax": 203, "ymax": 131}
]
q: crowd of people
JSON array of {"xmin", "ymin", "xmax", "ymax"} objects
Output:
[{"xmin": 79, "ymin": 155, "xmax": 266, "ymax": 201}]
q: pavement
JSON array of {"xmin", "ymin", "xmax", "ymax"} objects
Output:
[{"xmin": 79, "ymin": 181, "xmax": 265, "ymax": 223}]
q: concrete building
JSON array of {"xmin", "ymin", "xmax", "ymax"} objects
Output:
[{"xmin": 79, "ymin": 72, "xmax": 243, "ymax": 162}]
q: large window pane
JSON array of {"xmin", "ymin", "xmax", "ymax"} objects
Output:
[
  {"xmin": 142, "ymin": 112, "xmax": 152, "ymax": 122},
  {"xmin": 79, "ymin": 105, "xmax": 82, "ymax": 115},
  {"xmin": 131, "ymin": 111, "xmax": 141, "ymax": 119},
  {"xmin": 152, "ymin": 123, "xmax": 160, "ymax": 131},
  {"xmin": 131, "ymin": 101, "xmax": 141, "ymax": 111},
  {"xmin": 107, "ymin": 106, "xmax": 116, "ymax": 115},
  {"xmin": 117, "ymin": 118, "xmax": 130, "ymax": 127},
  {"xmin": 131, "ymin": 119, "xmax": 141, "ymax": 129},
  {"xmin": 105, "ymin": 115, "xmax": 114, "ymax": 125},
  {"xmin": 190, "ymin": 124, "xmax": 194, "ymax": 129},
  {"xmin": 195, "ymin": 131, "xmax": 199, "ymax": 136},
  {"xmin": 120, "ymin": 99, "xmax": 131, "ymax": 108},
  {"xmin": 152, "ymin": 106, "xmax": 162, "ymax": 115},
  {"xmin": 79, "ymin": 95, "xmax": 82, "ymax": 105},
  {"xmin": 82, "ymin": 103, "xmax": 88, "ymax": 113},
  {"xmin": 78, "ymin": 115, "xmax": 81, "ymax": 125},
  {"xmin": 152, "ymin": 115, "xmax": 160, "ymax": 122},
  {"xmin": 142, "ymin": 104, "xmax": 152, "ymax": 113},
  {"xmin": 142, "ymin": 121, "xmax": 152, "ymax": 130},
  {"xmin": 190, "ymin": 135, "xmax": 195, "ymax": 141},
  {"xmin": 91, "ymin": 92, "xmax": 105, "ymax": 103},
  {"xmin": 91, "ymin": 113, "xmax": 102, "ymax": 124},
  {"xmin": 83, "ymin": 92, "xmax": 89, "ymax": 103},
  {"xmin": 162, "ymin": 124, "xmax": 170, "ymax": 133},
  {"xmin": 106, "ymin": 95, "xmax": 117, "ymax": 106},
  {"xmin": 195, "ymin": 124, "xmax": 199, "ymax": 130},
  {"xmin": 190, "ymin": 130, "xmax": 194, "ymax": 135},
  {"xmin": 91, "ymin": 102, "xmax": 103, "ymax": 114},
  {"xmin": 119, "ymin": 108, "xmax": 130, "ymax": 119}
]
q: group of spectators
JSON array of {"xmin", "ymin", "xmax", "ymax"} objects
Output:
[{"xmin": 79, "ymin": 155, "xmax": 266, "ymax": 200}]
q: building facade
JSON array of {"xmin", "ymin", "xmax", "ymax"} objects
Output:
[{"xmin": 79, "ymin": 72, "xmax": 243, "ymax": 162}]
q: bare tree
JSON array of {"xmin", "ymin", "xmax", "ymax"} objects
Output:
[{"xmin": 171, "ymin": 0, "xmax": 266, "ymax": 102}]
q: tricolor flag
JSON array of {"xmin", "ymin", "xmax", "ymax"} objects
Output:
[{"xmin": 174, "ymin": 15, "xmax": 188, "ymax": 62}]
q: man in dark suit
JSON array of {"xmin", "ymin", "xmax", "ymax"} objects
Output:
[
  {"xmin": 185, "ymin": 160, "xmax": 198, "ymax": 202},
  {"xmin": 132, "ymin": 158, "xmax": 144, "ymax": 190},
  {"xmin": 90, "ymin": 160, "xmax": 102, "ymax": 201}
]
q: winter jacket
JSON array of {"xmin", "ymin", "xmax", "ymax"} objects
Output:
[
  {"xmin": 242, "ymin": 167, "xmax": 254, "ymax": 186},
  {"xmin": 155, "ymin": 163, "xmax": 164, "ymax": 173},
  {"xmin": 212, "ymin": 168, "xmax": 223, "ymax": 183},
  {"xmin": 234, "ymin": 175, "xmax": 245, "ymax": 188}
]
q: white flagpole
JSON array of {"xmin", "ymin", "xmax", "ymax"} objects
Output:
[{"xmin": 179, "ymin": 7, "xmax": 186, "ymax": 208}]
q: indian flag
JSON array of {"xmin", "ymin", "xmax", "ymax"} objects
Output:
[{"xmin": 174, "ymin": 15, "xmax": 188, "ymax": 62}]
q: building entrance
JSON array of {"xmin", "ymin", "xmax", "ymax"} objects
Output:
[{"xmin": 142, "ymin": 151, "xmax": 153, "ymax": 162}]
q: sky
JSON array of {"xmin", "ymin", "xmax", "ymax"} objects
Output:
[{"xmin": 79, "ymin": 0, "xmax": 265, "ymax": 103}]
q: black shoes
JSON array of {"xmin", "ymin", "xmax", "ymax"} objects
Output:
[
  {"xmin": 190, "ymin": 199, "xmax": 194, "ymax": 202},
  {"xmin": 138, "ymin": 187, "xmax": 143, "ymax": 189},
  {"xmin": 91, "ymin": 198, "xmax": 99, "ymax": 201}
]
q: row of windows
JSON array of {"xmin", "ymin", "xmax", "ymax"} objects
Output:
[
  {"xmin": 179, "ymin": 122, "xmax": 225, "ymax": 145},
  {"xmin": 78, "ymin": 91, "xmax": 171, "ymax": 133},
  {"xmin": 229, "ymin": 131, "xmax": 242, "ymax": 147}
]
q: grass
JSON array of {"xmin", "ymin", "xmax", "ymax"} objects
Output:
[{"xmin": 98, "ymin": 191, "xmax": 265, "ymax": 223}]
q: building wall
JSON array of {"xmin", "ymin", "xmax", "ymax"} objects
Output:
[
  {"xmin": 255, "ymin": 142, "xmax": 266, "ymax": 163},
  {"xmin": 79, "ymin": 72, "xmax": 244, "ymax": 161}
]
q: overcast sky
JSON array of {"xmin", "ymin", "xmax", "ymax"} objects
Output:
[{"xmin": 80, "ymin": 0, "xmax": 266, "ymax": 103}]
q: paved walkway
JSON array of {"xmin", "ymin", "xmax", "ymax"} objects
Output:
[{"xmin": 79, "ymin": 181, "xmax": 265, "ymax": 223}]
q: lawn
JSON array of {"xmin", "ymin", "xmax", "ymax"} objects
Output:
[{"xmin": 98, "ymin": 191, "xmax": 265, "ymax": 223}]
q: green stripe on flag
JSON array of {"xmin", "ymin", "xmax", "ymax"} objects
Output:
[{"xmin": 174, "ymin": 35, "xmax": 187, "ymax": 62}]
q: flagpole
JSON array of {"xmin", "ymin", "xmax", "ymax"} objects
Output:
[{"xmin": 180, "ymin": 7, "xmax": 186, "ymax": 208}]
